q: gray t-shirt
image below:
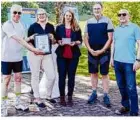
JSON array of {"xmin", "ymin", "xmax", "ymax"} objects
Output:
[{"xmin": 2, "ymin": 20, "xmax": 25, "ymax": 62}]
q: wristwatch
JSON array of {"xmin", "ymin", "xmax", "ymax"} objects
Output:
[{"xmin": 136, "ymin": 58, "xmax": 140, "ymax": 62}]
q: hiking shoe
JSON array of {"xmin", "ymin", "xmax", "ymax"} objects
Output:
[
  {"xmin": 15, "ymin": 104, "xmax": 29, "ymax": 112},
  {"xmin": 46, "ymin": 98, "xmax": 56, "ymax": 104},
  {"xmin": 103, "ymin": 95, "xmax": 111, "ymax": 107},
  {"xmin": 130, "ymin": 112, "xmax": 138, "ymax": 116},
  {"xmin": 87, "ymin": 92, "xmax": 97, "ymax": 104},
  {"xmin": 115, "ymin": 107, "xmax": 130, "ymax": 115},
  {"xmin": 35, "ymin": 102, "xmax": 46, "ymax": 108}
]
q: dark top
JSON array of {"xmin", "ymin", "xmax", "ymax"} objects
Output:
[
  {"xmin": 55, "ymin": 24, "xmax": 82, "ymax": 58},
  {"xmin": 28, "ymin": 22, "xmax": 56, "ymax": 54}
]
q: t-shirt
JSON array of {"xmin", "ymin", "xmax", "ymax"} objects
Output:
[
  {"xmin": 2, "ymin": 20, "xmax": 25, "ymax": 62},
  {"xmin": 63, "ymin": 28, "xmax": 72, "ymax": 58},
  {"xmin": 113, "ymin": 22, "xmax": 140, "ymax": 63},
  {"xmin": 84, "ymin": 16, "xmax": 114, "ymax": 50}
]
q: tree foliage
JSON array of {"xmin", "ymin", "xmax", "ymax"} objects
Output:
[{"xmin": 1, "ymin": 1, "xmax": 39, "ymax": 23}]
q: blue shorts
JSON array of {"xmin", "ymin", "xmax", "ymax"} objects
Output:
[
  {"xmin": 88, "ymin": 52, "xmax": 110, "ymax": 75},
  {"xmin": 1, "ymin": 61, "xmax": 23, "ymax": 75}
]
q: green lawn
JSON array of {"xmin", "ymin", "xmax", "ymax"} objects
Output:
[{"xmin": 77, "ymin": 47, "xmax": 140, "ymax": 86}]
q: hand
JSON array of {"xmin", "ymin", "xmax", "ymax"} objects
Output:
[
  {"xmin": 58, "ymin": 40, "xmax": 64, "ymax": 46},
  {"xmin": 89, "ymin": 48, "xmax": 96, "ymax": 56},
  {"xmin": 33, "ymin": 48, "xmax": 44, "ymax": 55},
  {"xmin": 110, "ymin": 57, "xmax": 114, "ymax": 67},
  {"xmin": 29, "ymin": 33, "xmax": 38, "ymax": 40},
  {"xmin": 93, "ymin": 50, "xmax": 103, "ymax": 56},
  {"xmin": 70, "ymin": 42, "xmax": 76, "ymax": 46},
  {"xmin": 133, "ymin": 61, "xmax": 140, "ymax": 71},
  {"xmin": 48, "ymin": 33, "xmax": 54, "ymax": 40},
  {"xmin": 75, "ymin": 41, "xmax": 81, "ymax": 45}
]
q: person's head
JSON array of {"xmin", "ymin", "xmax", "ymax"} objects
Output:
[
  {"xmin": 118, "ymin": 9, "xmax": 130, "ymax": 24},
  {"xmin": 36, "ymin": 8, "xmax": 48, "ymax": 23},
  {"xmin": 62, "ymin": 10, "xmax": 79, "ymax": 31},
  {"xmin": 93, "ymin": 2, "xmax": 103, "ymax": 17},
  {"xmin": 10, "ymin": 4, "xmax": 22, "ymax": 22}
]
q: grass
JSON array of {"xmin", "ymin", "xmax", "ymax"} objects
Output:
[{"xmin": 76, "ymin": 47, "xmax": 140, "ymax": 86}]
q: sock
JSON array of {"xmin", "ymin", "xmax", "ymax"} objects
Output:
[
  {"xmin": 15, "ymin": 93, "xmax": 21, "ymax": 105},
  {"xmin": 104, "ymin": 93, "xmax": 108, "ymax": 97},
  {"xmin": 14, "ymin": 81, "xmax": 21, "ymax": 94},
  {"xmin": 92, "ymin": 90, "xmax": 97, "ymax": 94}
]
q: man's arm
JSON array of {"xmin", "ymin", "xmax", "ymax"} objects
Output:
[
  {"xmin": 136, "ymin": 40, "xmax": 140, "ymax": 59},
  {"xmin": 84, "ymin": 33, "xmax": 95, "ymax": 54},
  {"xmin": 133, "ymin": 40, "xmax": 140, "ymax": 71},
  {"xmin": 11, "ymin": 35, "xmax": 43, "ymax": 55},
  {"xmin": 110, "ymin": 39, "xmax": 115, "ymax": 67},
  {"xmin": 94, "ymin": 32, "xmax": 113, "ymax": 56}
]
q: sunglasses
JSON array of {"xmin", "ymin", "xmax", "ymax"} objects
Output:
[
  {"xmin": 118, "ymin": 13, "xmax": 127, "ymax": 17},
  {"xmin": 13, "ymin": 11, "xmax": 22, "ymax": 15}
]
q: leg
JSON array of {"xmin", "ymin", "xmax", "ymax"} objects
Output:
[
  {"xmin": 114, "ymin": 61, "xmax": 130, "ymax": 109},
  {"xmin": 91, "ymin": 73, "xmax": 98, "ymax": 90},
  {"xmin": 1, "ymin": 62, "xmax": 12, "ymax": 116},
  {"xmin": 87, "ymin": 60, "xmax": 99, "ymax": 104},
  {"xmin": 57, "ymin": 57, "xmax": 67, "ymax": 96},
  {"xmin": 42, "ymin": 54, "xmax": 56, "ymax": 99},
  {"xmin": 67, "ymin": 58, "xmax": 79, "ymax": 96},
  {"xmin": 57, "ymin": 57, "xmax": 67, "ymax": 106},
  {"xmin": 88, "ymin": 61, "xmax": 99, "ymax": 90},
  {"xmin": 27, "ymin": 51, "xmax": 42, "ymax": 99},
  {"xmin": 124, "ymin": 63, "xmax": 138, "ymax": 115}
]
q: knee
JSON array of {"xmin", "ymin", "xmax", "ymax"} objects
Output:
[
  {"xmin": 14, "ymin": 74, "xmax": 22, "ymax": 82},
  {"xmin": 102, "ymin": 75, "xmax": 109, "ymax": 80},
  {"xmin": 91, "ymin": 73, "xmax": 98, "ymax": 78},
  {"xmin": 127, "ymin": 85, "xmax": 137, "ymax": 95},
  {"xmin": 2, "ymin": 75, "xmax": 11, "ymax": 87}
]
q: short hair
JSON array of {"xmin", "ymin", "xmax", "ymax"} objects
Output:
[
  {"xmin": 37, "ymin": 8, "xmax": 48, "ymax": 16},
  {"xmin": 93, "ymin": 2, "xmax": 103, "ymax": 8},
  {"xmin": 119, "ymin": 9, "xmax": 130, "ymax": 15},
  {"xmin": 10, "ymin": 4, "xmax": 22, "ymax": 14}
]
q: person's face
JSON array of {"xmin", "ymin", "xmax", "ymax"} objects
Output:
[
  {"xmin": 37, "ymin": 13, "xmax": 47, "ymax": 22},
  {"xmin": 64, "ymin": 11, "xmax": 73, "ymax": 23},
  {"xmin": 12, "ymin": 10, "xmax": 22, "ymax": 22},
  {"xmin": 118, "ymin": 11, "xmax": 130, "ymax": 24},
  {"xmin": 93, "ymin": 4, "xmax": 102, "ymax": 17}
]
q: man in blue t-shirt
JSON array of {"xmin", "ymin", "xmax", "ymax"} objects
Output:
[
  {"xmin": 111, "ymin": 9, "xmax": 140, "ymax": 116},
  {"xmin": 84, "ymin": 2, "xmax": 114, "ymax": 107}
]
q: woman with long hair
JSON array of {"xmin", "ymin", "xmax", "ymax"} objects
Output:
[{"xmin": 55, "ymin": 10, "xmax": 82, "ymax": 106}]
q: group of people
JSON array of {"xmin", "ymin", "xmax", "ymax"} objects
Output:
[{"xmin": 1, "ymin": 2, "xmax": 140, "ymax": 117}]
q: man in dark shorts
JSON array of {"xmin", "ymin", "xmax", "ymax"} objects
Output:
[{"xmin": 84, "ymin": 2, "xmax": 114, "ymax": 107}]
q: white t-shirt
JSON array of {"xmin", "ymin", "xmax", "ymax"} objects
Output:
[{"xmin": 2, "ymin": 20, "xmax": 25, "ymax": 62}]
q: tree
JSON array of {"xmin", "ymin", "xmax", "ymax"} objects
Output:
[
  {"xmin": 103, "ymin": 2, "xmax": 140, "ymax": 26},
  {"xmin": 1, "ymin": 1, "xmax": 39, "ymax": 23}
]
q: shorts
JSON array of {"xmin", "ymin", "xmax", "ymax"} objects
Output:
[
  {"xmin": 88, "ymin": 52, "xmax": 110, "ymax": 75},
  {"xmin": 1, "ymin": 61, "xmax": 23, "ymax": 75}
]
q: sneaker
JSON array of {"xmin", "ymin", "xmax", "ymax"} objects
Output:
[
  {"xmin": 35, "ymin": 102, "xmax": 46, "ymax": 108},
  {"xmin": 15, "ymin": 104, "xmax": 29, "ymax": 112},
  {"xmin": 1, "ymin": 99, "xmax": 8, "ymax": 117},
  {"xmin": 115, "ymin": 107, "xmax": 130, "ymax": 115},
  {"xmin": 130, "ymin": 112, "xmax": 138, "ymax": 116},
  {"xmin": 103, "ymin": 95, "xmax": 111, "ymax": 107},
  {"xmin": 1, "ymin": 108, "xmax": 8, "ymax": 117},
  {"xmin": 87, "ymin": 92, "xmax": 97, "ymax": 104},
  {"xmin": 46, "ymin": 98, "xmax": 56, "ymax": 104}
]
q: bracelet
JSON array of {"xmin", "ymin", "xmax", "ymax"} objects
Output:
[{"xmin": 136, "ymin": 58, "xmax": 140, "ymax": 62}]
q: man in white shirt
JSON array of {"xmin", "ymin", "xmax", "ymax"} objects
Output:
[{"xmin": 1, "ymin": 4, "xmax": 44, "ymax": 116}]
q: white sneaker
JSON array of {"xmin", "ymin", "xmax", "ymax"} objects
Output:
[
  {"xmin": 1, "ymin": 108, "xmax": 8, "ymax": 117},
  {"xmin": 1, "ymin": 100, "xmax": 8, "ymax": 117},
  {"xmin": 15, "ymin": 103, "xmax": 29, "ymax": 111}
]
